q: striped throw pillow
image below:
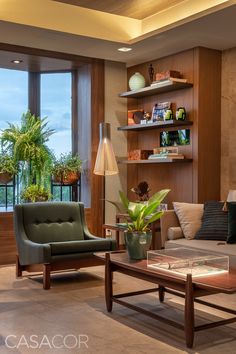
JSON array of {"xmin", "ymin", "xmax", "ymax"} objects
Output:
[{"xmin": 194, "ymin": 201, "xmax": 228, "ymax": 241}]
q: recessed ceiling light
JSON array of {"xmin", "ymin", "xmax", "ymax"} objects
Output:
[
  {"xmin": 118, "ymin": 47, "xmax": 132, "ymax": 52},
  {"xmin": 11, "ymin": 60, "xmax": 23, "ymax": 64}
]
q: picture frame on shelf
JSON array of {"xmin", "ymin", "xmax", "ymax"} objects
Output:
[
  {"xmin": 151, "ymin": 102, "xmax": 171, "ymax": 122},
  {"xmin": 158, "ymin": 203, "xmax": 168, "ymax": 211}
]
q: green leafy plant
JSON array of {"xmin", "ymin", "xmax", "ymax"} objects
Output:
[
  {"xmin": 21, "ymin": 185, "xmax": 51, "ymax": 203},
  {"xmin": 1, "ymin": 111, "xmax": 54, "ymax": 187},
  {"xmin": 108, "ymin": 189, "xmax": 170, "ymax": 232},
  {"xmin": 51, "ymin": 152, "xmax": 82, "ymax": 182},
  {"xmin": 0, "ymin": 153, "xmax": 17, "ymax": 175}
]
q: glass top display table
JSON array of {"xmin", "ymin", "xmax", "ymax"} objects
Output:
[
  {"xmin": 95, "ymin": 249, "xmax": 236, "ymax": 348},
  {"xmin": 147, "ymin": 248, "xmax": 229, "ymax": 277}
]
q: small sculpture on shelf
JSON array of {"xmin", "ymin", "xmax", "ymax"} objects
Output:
[
  {"xmin": 131, "ymin": 181, "xmax": 150, "ymax": 201},
  {"xmin": 176, "ymin": 107, "xmax": 186, "ymax": 120},
  {"xmin": 148, "ymin": 64, "xmax": 154, "ymax": 84}
]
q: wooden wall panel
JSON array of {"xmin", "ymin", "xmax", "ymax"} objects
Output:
[
  {"xmin": 195, "ymin": 47, "xmax": 221, "ymax": 202},
  {"xmin": 221, "ymin": 48, "xmax": 236, "ymax": 199},
  {"xmin": 0, "ymin": 212, "xmax": 16, "ymax": 265}
]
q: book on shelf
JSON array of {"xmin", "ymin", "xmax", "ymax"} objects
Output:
[
  {"xmin": 151, "ymin": 77, "xmax": 188, "ymax": 86},
  {"xmin": 148, "ymin": 153, "xmax": 185, "ymax": 160}
]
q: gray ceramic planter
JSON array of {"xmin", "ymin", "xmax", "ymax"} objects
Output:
[{"xmin": 125, "ymin": 231, "xmax": 152, "ymax": 260}]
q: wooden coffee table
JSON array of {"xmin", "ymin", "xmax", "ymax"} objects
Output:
[{"xmin": 96, "ymin": 251, "xmax": 236, "ymax": 348}]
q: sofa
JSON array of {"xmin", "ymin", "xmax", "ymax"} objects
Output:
[
  {"xmin": 14, "ymin": 202, "xmax": 116, "ymax": 289},
  {"xmin": 160, "ymin": 210, "xmax": 236, "ymax": 268}
]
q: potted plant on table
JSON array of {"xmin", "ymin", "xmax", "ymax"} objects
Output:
[
  {"xmin": 51, "ymin": 152, "xmax": 82, "ymax": 185},
  {"xmin": 108, "ymin": 189, "xmax": 170, "ymax": 260},
  {"xmin": 0, "ymin": 153, "xmax": 18, "ymax": 184}
]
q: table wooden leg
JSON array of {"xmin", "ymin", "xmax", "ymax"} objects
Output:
[
  {"xmin": 105, "ymin": 253, "xmax": 113, "ymax": 312},
  {"xmin": 115, "ymin": 232, "xmax": 120, "ymax": 249},
  {"xmin": 159, "ymin": 286, "xmax": 165, "ymax": 302},
  {"xmin": 185, "ymin": 274, "xmax": 194, "ymax": 348},
  {"xmin": 115, "ymin": 215, "xmax": 120, "ymax": 249}
]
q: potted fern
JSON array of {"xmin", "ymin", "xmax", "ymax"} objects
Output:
[
  {"xmin": 1, "ymin": 111, "xmax": 54, "ymax": 187},
  {"xmin": 0, "ymin": 153, "xmax": 18, "ymax": 184},
  {"xmin": 21, "ymin": 184, "xmax": 51, "ymax": 203},
  {"xmin": 51, "ymin": 152, "xmax": 82, "ymax": 185},
  {"xmin": 1, "ymin": 111, "xmax": 54, "ymax": 197},
  {"xmin": 108, "ymin": 189, "xmax": 170, "ymax": 259}
]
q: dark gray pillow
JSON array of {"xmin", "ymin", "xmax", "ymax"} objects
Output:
[
  {"xmin": 194, "ymin": 201, "xmax": 227, "ymax": 241},
  {"xmin": 227, "ymin": 202, "xmax": 236, "ymax": 244}
]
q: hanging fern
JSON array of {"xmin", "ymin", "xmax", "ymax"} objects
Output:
[{"xmin": 1, "ymin": 111, "xmax": 55, "ymax": 188}]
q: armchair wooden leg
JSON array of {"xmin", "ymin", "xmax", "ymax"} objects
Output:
[
  {"xmin": 43, "ymin": 264, "xmax": 51, "ymax": 290},
  {"xmin": 16, "ymin": 255, "xmax": 23, "ymax": 278}
]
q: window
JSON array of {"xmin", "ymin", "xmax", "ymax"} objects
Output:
[
  {"xmin": 41, "ymin": 73, "xmax": 73, "ymax": 201},
  {"xmin": 0, "ymin": 69, "xmax": 28, "ymax": 208},
  {"xmin": 0, "ymin": 69, "xmax": 85, "ymax": 206},
  {"xmin": 40, "ymin": 73, "xmax": 72, "ymax": 157},
  {"xmin": 0, "ymin": 68, "xmax": 28, "ymax": 129}
]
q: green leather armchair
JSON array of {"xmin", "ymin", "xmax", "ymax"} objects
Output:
[{"xmin": 14, "ymin": 202, "xmax": 116, "ymax": 289}]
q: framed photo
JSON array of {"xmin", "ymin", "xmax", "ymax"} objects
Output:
[
  {"xmin": 158, "ymin": 203, "xmax": 168, "ymax": 211},
  {"xmin": 151, "ymin": 102, "xmax": 171, "ymax": 121}
]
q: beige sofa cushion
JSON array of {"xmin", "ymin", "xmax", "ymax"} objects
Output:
[{"xmin": 173, "ymin": 202, "xmax": 203, "ymax": 240}]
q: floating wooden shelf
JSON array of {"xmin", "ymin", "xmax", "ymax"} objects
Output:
[
  {"xmin": 119, "ymin": 82, "xmax": 193, "ymax": 98},
  {"xmin": 118, "ymin": 158, "xmax": 193, "ymax": 164},
  {"xmin": 118, "ymin": 120, "xmax": 193, "ymax": 131}
]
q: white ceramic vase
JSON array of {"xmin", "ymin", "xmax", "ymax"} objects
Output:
[{"xmin": 129, "ymin": 72, "xmax": 145, "ymax": 91}]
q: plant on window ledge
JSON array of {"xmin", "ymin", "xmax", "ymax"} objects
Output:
[
  {"xmin": 0, "ymin": 153, "xmax": 18, "ymax": 184},
  {"xmin": 21, "ymin": 184, "xmax": 52, "ymax": 203},
  {"xmin": 51, "ymin": 152, "xmax": 83, "ymax": 185}
]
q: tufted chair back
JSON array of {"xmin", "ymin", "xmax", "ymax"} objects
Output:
[{"xmin": 20, "ymin": 202, "xmax": 85, "ymax": 243}]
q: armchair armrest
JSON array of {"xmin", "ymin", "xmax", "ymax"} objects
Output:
[
  {"xmin": 84, "ymin": 231, "xmax": 117, "ymax": 251},
  {"xmin": 19, "ymin": 239, "xmax": 51, "ymax": 265},
  {"xmin": 14, "ymin": 205, "xmax": 51, "ymax": 265},
  {"xmin": 78, "ymin": 202, "xmax": 116, "ymax": 250}
]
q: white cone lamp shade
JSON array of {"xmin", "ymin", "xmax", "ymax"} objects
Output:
[{"xmin": 94, "ymin": 123, "xmax": 118, "ymax": 176}]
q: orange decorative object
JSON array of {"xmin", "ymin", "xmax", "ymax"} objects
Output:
[
  {"xmin": 155, "ymin": 70, "xmax": 180, "ymax": 81},
  {"xmin": 128, "ymin": 149, "xmax": 153, "ymax": 160}
]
